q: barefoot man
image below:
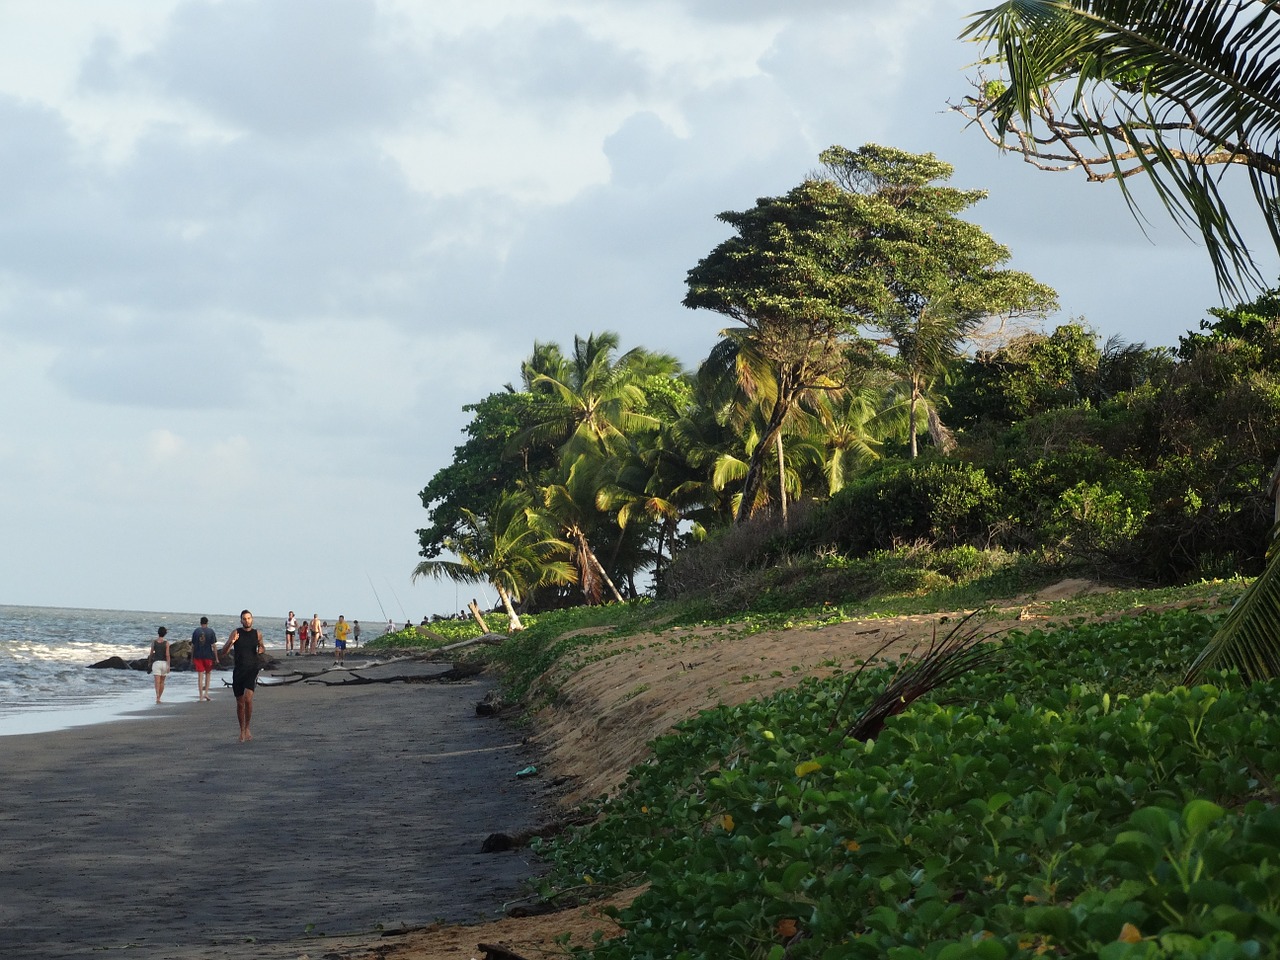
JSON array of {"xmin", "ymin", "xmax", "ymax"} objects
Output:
[{"xmin": 221, "ymin": 610, "xmax": 265, "ymax": 742}]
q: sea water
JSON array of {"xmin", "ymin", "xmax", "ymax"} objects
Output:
[{"xmin": 0, "ymin": 604, "xmax": 240, "ymax": 736}]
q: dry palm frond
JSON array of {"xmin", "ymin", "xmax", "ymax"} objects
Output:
[{"xmin": 832, "ymin": 610, "xmax": 1004, "ymax": 743}]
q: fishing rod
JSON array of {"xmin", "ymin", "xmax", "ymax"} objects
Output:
[
  {"xmin": 365, "ymin": 571, "xmax": 389, "ymax": 623},
  {"xmin": 384, "ymin": 577, "xmax": 408, "ymax": 620}
]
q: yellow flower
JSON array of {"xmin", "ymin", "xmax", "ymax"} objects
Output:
[
  {"xmin": 845, "ymin": 840, "xmax": 860, "ymax": 852},
  {"xmin": 1118, "ymin": 923, "xmax": 1142, "ymax": 943},
  {"xmin": 795, "ymin": 760, "xmax": 822, "ymax": 777},
  {"xmin": 721, "ymin": 814, "xmax": 735, "ymax": 832}
]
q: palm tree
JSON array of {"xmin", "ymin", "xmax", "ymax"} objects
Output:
[
  {"xmin": 805, "ymin": 385, "xmax": 884, "ymax": 496},
  {"xmin": 515, "ymin": 333, "xmax": 663, "ymax": 459},
  {"xmin": 410, "ymin": 491, "xmax": 573, "ymax": 632},
  {"xmin": 537, "ymin": 454, "xmax": 626, "ymax": 605},
  {"xmin": 957, "ymin": 0, "xmax": 1280, "ymax": 296}
]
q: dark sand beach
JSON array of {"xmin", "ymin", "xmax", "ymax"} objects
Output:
[{"xmin": 0, "ymin": 654, "xmax": 550, "ymax": 960}]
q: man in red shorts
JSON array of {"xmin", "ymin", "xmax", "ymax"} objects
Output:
[{"xmin": 190, "ymin": 616, "xmax": 219, "ymax": 702}]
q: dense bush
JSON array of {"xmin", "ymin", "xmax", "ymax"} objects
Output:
[{"xmin": 788, "ymin": 459, "xmax": 1000, "ymax": 557}]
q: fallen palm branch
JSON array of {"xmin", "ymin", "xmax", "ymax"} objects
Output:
[{"xmin": 831, "ymin": 610, "xmax": 1004, "ymax": 743}]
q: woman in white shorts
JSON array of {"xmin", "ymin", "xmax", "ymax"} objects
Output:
[{"xmin": 149, "ymin": 626, "xmax": 171, "ymax": 703}]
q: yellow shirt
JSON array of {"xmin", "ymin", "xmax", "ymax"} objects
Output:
[{"xmin": 335, "ymin": 620, "xmax": 350, "ymax": 642}]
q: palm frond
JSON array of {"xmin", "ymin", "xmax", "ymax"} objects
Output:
[
  {"xmin": 832, "ymin": 611, "xmax": 1004, "ymax": 742},
  {"xmin": 961, "ymin": 0, "xmax": 1280, "ymax": 294},
  {"xmin": 1185, "ymin": 544, "xmax": 1280, "ymax": 683}
]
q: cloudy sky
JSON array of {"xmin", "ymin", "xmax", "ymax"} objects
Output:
[{"xmin": 2, "ymin": 0, "xmax": 1274, "ymax": 625}]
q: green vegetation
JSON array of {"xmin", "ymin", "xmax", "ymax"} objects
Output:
[
  {"xmin": 517, "ymin": 602, "xmax": 1280, "ymax": 959},
  {"xmin": 415, "ymin": 151, "xmax": 1280, "ymax": 626}
]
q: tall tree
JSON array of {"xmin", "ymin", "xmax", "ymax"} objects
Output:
[
  {"xmin": 683, "ymin": 168, "xmax": 873, "ymax": 522},
  {"xmin": 685, "ymin": 144, "xmax": 1056, "ymax": 518},
  {"xmin": 956, "ymin": 0, "xmax": 1280, "ymax": 295},
  {"xmin": 819, "ymin": 145, "xmax": 1058, "ymax": 458}
]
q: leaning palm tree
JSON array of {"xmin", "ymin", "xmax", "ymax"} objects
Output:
[
  {"xmin": 411, "ymin": 491, "xmax": 574, "ymax": 632},
  {"xmin": 537, "ymin": 454, "xmax": 626, "ymax": 605},
  {"xmin": 956, "ymin": 0, "xmax": 1280, "ymax": 296}
]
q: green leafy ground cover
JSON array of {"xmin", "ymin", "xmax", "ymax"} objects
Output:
[{"xmin": 525, "ymin": 607, "xmax": 1280, "ymax": 959}]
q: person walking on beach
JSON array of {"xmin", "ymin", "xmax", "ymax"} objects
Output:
[
  {"xmin": 352, "ymin": 619, "xmax": 361, "ymax": 647},
  {"xmin": 148, "ymin": 626, "xmax": 171, "ymax": 703},
  {"xmin": 285, "ymin": 611, "xmax": 297, "ymax": 656},
  {"xmin": 221, "ymin": 610, "xmax": 265, "ymax": 743},
  {"xmin": 333, "ymin": 615, "xmax": 349, "ymax": 666},
  {"xmin": 190, "ymin": 616, "xmax": 218, "ymax": 702},
  {"xmin": 310, "ymin": 613, "xmax": 321, "ymax": 655},
  {"xmin": 298, "ymin": 616, "xmax": 309, "ymax": 654}
]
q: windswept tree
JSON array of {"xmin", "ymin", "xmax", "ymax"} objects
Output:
[
  {"xmin": 819, "ymin": 145, "xmax": 1058, "ymax": 458},
  {"xmin": 411, "ymin": 491, "xmax": 574, "ymax": 632},
  {"xmin": 684, "ymin": 175, "xmax": 870, "ymax": 522},
  {"xmin": 955, "ymin": 0, "xmax": 1280, "ymax": 295},
  {"xmin": 685, "ymin": 144, "xmax": 1056, "ymax": 518}
]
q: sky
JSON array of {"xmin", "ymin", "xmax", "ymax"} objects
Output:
[{"xmin": 2, "ymin": 0, "xmax": 1276, "ymax": 625}]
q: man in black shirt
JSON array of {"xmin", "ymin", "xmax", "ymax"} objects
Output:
[{"xmin": 220, "ymin": 610, "xmax": 265, "ymax": 742}]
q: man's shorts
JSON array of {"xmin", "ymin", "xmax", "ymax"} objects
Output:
[
  {"xmin": 232, "ymin": 669, "xmax": 258, "ymax": 697},
  {"xmin": 150, "ymin": 661, "xmax": 170, "ymax": 676},
  {"xmin": 335, "ymin": 639, "xmax": 346, "ymax": 650},
  {"xmin": 193, "ymin": 658, "xmax": 215, "ymax": 674}
]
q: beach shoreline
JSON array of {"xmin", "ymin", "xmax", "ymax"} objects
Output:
[{"xmin": 0, "ymin": 652, "xmax": 553, "ymax": 959}]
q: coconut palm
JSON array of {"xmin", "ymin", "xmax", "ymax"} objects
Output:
[
  {"xmin": 514, "ymin": 333, "xmax": 664, "ymax": 460},
  {"xmin": 410, "ymin": 491, "xmax": 573, "ymax": 632},
  {"xmin": 536, "ymin": 454, "xmax": 626, "ymax": 605},
  {"xmin": 958, "ymin": 0, "xmax": 1280, "ymax": 295}
]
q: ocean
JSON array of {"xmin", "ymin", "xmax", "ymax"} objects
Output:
[{"xmin": 0, "ymin": 604, "xmax": 246, "ymax": 736}]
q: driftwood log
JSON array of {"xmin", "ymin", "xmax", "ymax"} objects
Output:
[
  {"xmin": 303, "ymin": 662, "xmax": 484, "ymax": 686},
  {"xmin": 477, "ymin": 943, "xmax": 532, "ymax": 960},
  {"xmin": 480, "ymin": 815, "xmax": 594, "ymax": 853}
]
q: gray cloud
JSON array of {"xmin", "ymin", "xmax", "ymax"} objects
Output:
[{"xmin": 82, "ymin": 0, "xmax": 431, "ymax": 137}]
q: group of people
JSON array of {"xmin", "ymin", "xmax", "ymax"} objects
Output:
[
  {"xmin": 147, "ymin": 610, "xmax": 267, "ymax": 742},
  {"xmin": 283, "ymin": 611, "xmax": 358, "ymax": 663}
]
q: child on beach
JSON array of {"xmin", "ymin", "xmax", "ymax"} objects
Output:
[{"xmin": 148, "ymin": 626, "xmax": 171, "ymax": 703}]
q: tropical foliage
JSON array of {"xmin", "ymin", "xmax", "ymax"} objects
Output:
[
  {"xmin": 956, "ymin": 0, "xmax": 1280, "ymax": 295},
  {"xmin": 517, "ymin": 608, "xmax": 1280, "ymax": 960},
  {"xmin": 413, "ymin": 145, "xmax": 1280, "ymax": 653}
]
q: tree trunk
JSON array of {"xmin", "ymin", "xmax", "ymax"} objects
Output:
[
  {"xmin": 575, "ymin": 531, "xmax": 624, "ymax": 603},
  {"xmin": 775, "ymin": 430, "xmax": 788, "ymax": 527},
  {"xmin": 495, "ymin": 583, "xmax": 523, "ymax": 632},
  {"xmin": 736, "ymin": 397, "xmax": 792, "ymax": 523},
  {"xmin": 908, "ymin": 388, "xmax": 919, "ymax": 459},
  {"xmin": 467, "ymin": 599, "xmax": 491, "ymax": 633}
]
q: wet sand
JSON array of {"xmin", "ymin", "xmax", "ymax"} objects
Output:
[{"xmin": 0, "ymin": 654, "xmax": 550, "ymax": 959}]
